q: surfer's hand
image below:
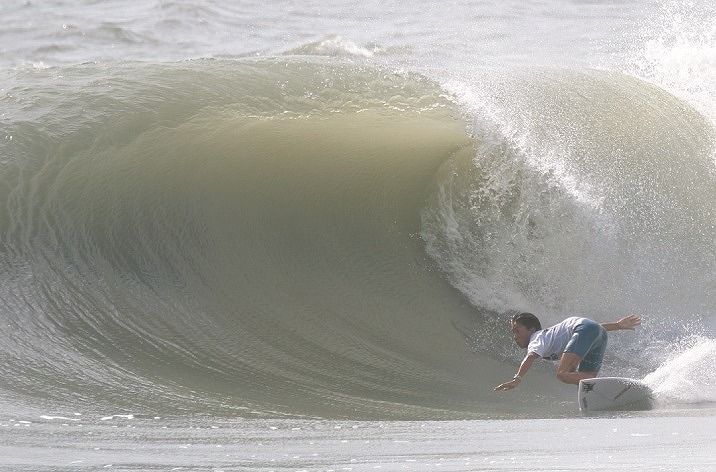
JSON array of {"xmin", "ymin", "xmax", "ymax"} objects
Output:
[
  {"xmin": 617, "ymin": 314, "xmax": 641, "ymax": 330},
  {"xmin": 494, "ymin": 379, "xmax": 519, "ymax": 391}
]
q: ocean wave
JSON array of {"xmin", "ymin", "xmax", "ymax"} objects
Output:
[
  {"xmin": 1, "ymin": 59, "xmax": 497, "ymax": 418},
  {"xmin": 281, "ymin": 35, "xmax": 387, "ymax": 58},
  {"xmin": 0, "ymin": 59, "xmax": 713, "ymax": 418}
]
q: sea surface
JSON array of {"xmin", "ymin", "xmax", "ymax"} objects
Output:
[{"xmin": 1, "ymin": 0, "xmax": 715, "ymax": 470}]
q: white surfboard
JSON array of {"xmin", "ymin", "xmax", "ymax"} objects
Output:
[{"xmin": 578, "ymin": 377, "xmax": 652, "ymax": 411}]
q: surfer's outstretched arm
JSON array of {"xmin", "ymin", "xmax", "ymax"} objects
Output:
[
  {"xmin": 601, "ymin": 314, "xmax": 641, "ymax": 332},
  {"xmin": 494, "ymin": 352, "xmax": 539, "ymax": 391}
]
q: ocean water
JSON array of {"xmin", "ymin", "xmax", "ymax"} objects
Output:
[{"xmin": 1, "ymin": 0, "xmax": 715, "ymax": 470}]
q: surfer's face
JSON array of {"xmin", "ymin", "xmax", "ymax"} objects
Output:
[{"xmin": 511, "ymin": 321, "xmax": 534, "ymax": 349}]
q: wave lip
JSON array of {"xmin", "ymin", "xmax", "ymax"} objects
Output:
[{"xmin": 425, "ymin": 68, "xmax": 716, "ymax": 321}]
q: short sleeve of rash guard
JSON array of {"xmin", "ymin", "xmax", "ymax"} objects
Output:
[{"xmin": 527, "ymin": 332, "xmax": 548, "ymax": 357}]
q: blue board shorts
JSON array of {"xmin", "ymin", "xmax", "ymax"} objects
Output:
[{"xmin": 564, "ymin": 319, "xmax": 608, "ymax": 372}]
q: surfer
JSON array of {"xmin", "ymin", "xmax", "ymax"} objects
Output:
[{"xmin": 494, "ymin": 313, "xmax": 642, "ymax": 391}]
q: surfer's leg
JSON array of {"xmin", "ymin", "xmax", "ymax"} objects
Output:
[
  {"xmin": 556, "ymin": 320, "xmax": 607, "ymax": 385},
  {"xmin": 556, "ymin": 353, "xmax": 597, "ymax": 384}
]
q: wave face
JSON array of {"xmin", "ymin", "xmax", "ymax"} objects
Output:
[{"xmin": 1, "ymin": 58, "xmax": 714, "ymax": 419}]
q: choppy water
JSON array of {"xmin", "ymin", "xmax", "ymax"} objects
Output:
[{"xmin": 1, "ymin": 0, "xmax": 715, "ymax": 426}]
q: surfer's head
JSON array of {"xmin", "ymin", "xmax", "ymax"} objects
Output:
[{"xmin": 511, "ymin": 312, "xmax": 541, "ymax": 348}]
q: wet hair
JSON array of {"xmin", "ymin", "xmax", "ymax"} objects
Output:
[{"xmin": 512, "ymin": 312, "xmax": 542, "ymax": 331}]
